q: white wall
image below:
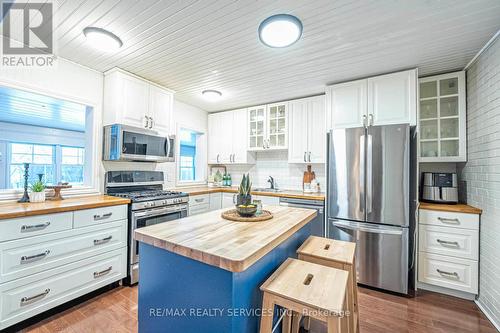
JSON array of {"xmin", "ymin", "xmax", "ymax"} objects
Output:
[
  {"xmin": 103, "ymin": 99, "xmax": 208, "ymax": 189},
  {"xmin": 0, "ymin": 57, "xmax": 104, "ymax": 199},
  {"xmin": 459, "ymin": 36, "xmax": 500, "ymax": 329},
  {"xmin": 224, "ymin": 150, "xmax": 325, "ymax": 191}
]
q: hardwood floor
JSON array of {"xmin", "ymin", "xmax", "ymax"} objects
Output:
[{"xmin": 21, "ymin": 286, "xmax": 496, "ymax": 333}]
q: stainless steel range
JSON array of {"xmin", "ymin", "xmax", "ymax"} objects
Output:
[{"xmin": 105, "ymin": 171, "xmax": 188, "ymax": 285}]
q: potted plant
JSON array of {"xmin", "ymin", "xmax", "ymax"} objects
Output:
[
  {"xmin": 29, "ymin": 180, "xmax": 46, "ymax": 203},
  {"xmin": 236, "ymin": 173, "xmax": 252, "ymax": 206}
]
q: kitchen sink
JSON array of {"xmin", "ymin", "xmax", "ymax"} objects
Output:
[{"xmin": 252, "ymin": 188, "xmax": 281, "ymax": 193}]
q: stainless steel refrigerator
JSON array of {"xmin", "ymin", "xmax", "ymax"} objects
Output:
[{"xmin": 326, "ymin": 124, "xmax": 417, "ymax": 295}]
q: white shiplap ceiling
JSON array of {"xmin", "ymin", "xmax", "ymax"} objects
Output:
[{"xmin": 6, "ymin": 0, "xmax": 500, "ymax": 112}]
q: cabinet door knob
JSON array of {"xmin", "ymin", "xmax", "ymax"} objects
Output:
[
  {"xmin": 368, "ymin": 114, "xmax": 374, "ymax": 126},
  {"xmin": 144, "ymin": 115, "xmax": 149, "ymax": 128},
  {"xmin": 308, "ymin": 152, "xmax": 311, "ymax": 162},
  {"xmin": 149, "ymin": 117, "xmax": 153, "ymax": 129},
  {"xmin": 362, "ymin": 115, "xmax": 367, "ymax": 127},
  {"xmin": 304, "ymin": 152, "xmax": 307, "ymax": 162}
]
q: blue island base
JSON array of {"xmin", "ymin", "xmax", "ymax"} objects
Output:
[{"xmin": 138, "ymin": 224, "xmax": 310, "ymax": 333}]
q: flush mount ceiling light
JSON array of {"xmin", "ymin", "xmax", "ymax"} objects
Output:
[
  {"xmin": 202, "ymin": 89, "xmax": 222, "ymax": 102},
  {"xmin": 258, "ymin": 14, "xmax": 303, "ymax": 48},
  {"xmin": 83, "ymin": 27, "xmax": 123, "ymax": 52}
]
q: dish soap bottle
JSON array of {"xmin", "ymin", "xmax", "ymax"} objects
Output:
[{"xmin": 227, "ymin": 174, "xmax": 232, "ymax": 187}]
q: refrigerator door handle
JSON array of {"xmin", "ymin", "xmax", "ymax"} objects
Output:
[
  {"xmin": 366, "ymin": 134, "xmax": 373, "ymax": 214},
  {"xmin": 359, "ymin": 135, "xmax": 365, "ymax": 207},
  {"xmin": 331, "ymin": 220, "xmax": 404, "ymax": 235}
]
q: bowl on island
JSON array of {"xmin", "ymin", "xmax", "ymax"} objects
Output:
[{"xmin": 236, "ymin": 204, "xmax": 257, "ymax": 217}]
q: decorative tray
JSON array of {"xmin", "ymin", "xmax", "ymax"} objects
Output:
[{"xmin": 221, "ymin": 209, "xmax": 273, "ymax": 222}]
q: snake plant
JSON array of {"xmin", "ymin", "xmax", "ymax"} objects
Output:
[{"xmin": 238, "ymin": 173, "xmax": 252, "ymax": 196}]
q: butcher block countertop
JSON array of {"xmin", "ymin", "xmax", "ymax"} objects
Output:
[
  {"xmin": 0, "ymin": 195, "xmax": 130, "ymax": 220},
  {"xmin": 419, "ymin": 202, "xmax": 482, "ymax": 215},
  {"xmin": 175, "ymin": 186, "xmax": 325, "ymax": 201},
  {"xmin": 135, "ymin": 205, "xmax": 317, "ymax": 272}
]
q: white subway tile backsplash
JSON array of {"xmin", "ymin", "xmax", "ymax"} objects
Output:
[
  {"xmin": 223, "ymin": 151, "xmax": 325, "ymax": 192},
  {"xmin": 460, "ymin": 36, "xmax": 500, "ymax": 327}
]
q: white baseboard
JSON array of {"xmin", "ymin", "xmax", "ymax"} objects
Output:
[
  {"xmin": 475, "ymin": 300, "xmax": 500, "ymax": 332},
  {"xmin": 417, "ymin": 282, "xmax": 476, "ymax": 300}
]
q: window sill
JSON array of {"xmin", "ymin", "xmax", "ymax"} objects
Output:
[{"xmin": 0, "ymin": 186, "xmax": 101, "ymax": 203}]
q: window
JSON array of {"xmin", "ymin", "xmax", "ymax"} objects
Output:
[
  {"xmin": 178, "ymin": 128, "xmax": 205, "ymax": 184},
  {"xmin": 0, "ymin": 85, "xmax": 93, "ymax": 193},
  {"xmin": 8, "ymin": 143, "xmax": 84, "ymax": 189},
  {"xmin": 179, "ymin": 130, "xmax": 197, "ymax": 181},
  {"xmin": 61, "ymin": 146, "xmax": 85, "ymax": 185},
  {"xmin": 9, "ymin": 143, "xmax": 55, "ymax": 189}
]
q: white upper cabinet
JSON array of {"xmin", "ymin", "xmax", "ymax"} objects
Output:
[
  {"xmin": 367, "ymin": 70, "xmax": 417, "ymax": 126},
  {"xmin": 248, "ymin": 102, "xmax": 288, "ymax": 151},
  {"xmin": 327, "ymin": 79, "xmax": 367, "ymax": 129},
  {"xmin": 208, "ymin": 109, "xmax": 254, "ymax": 165},
  {"xmin": 148, "ymin": 85, "xmax": 173, "ymax": 135},
  {"xmin": 419, "ymin": 71, "xmax": 466, "ymax": 162},
  {"xmin": 103, "ymin": 68, "xmax": 174, "ymax": 135},
  {"xmin": 288, "ymin": 96, "xmax": 326, "ymax": 163},
  {"xmin": 327, "ymin": 69, "xmax": 417, "ymax": 129}
]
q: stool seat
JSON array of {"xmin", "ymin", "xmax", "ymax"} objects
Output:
[
  {"xmin": 261, "ymin": 258, "xmax": 349, "ymax": 314},
  {"xmin": 297, "ymin": 236, "xmax": 356, "ymax": 265}
]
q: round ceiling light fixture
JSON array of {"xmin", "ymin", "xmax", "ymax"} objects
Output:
[
  {"xmin": 83, "ymin": 27, "xmax": 123, "ymax": 52},
  {"xmin": 258, "ymin": 14, "xmax": 303, "ymax": 48},
  {"xmin": 202, "ymin": 89, "xmax": 222, "ymax": 101}
]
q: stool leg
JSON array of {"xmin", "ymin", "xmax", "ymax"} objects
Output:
[
  {"xmin": 291, "ymin": 312, "xmax": 302, "ymax": 333},
  {"xmin": 327, "ymin": 316, "xmax": 341, "ymax": 333},
  {"xmin": 345, "ymin": 264, "xmax": 354, "ymax": 333},
  {"xmin": 260, "ymin": 293, "xmax": 275, "ymax": 333},
  {"xmin": 352, "ymin": 260, "xmax": 359, "ymax": 333},
  {"xmin": 282, "ymin": 309, "xmax": 292, "ymax": 333}
]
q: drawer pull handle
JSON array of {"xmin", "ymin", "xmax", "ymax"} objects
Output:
[
  {"xmin": 437, "ymin": 217, "xmax": 459, "ymax": 224},
  {"xmin": 436, "ymin": 269, "xmax": 459, "ymax": 278},
  {"xmin": 94, "ymin": 266, "xmax": 112, "ymax": 279},
  {"xmin": 94, "ymin": 236, "xmax": 112, "ymax": 246},
  {"xmin": 194, "ymin": 198, "xmax": 204, "ymax": 203},
  {"xmin": 94, "ymin": 213, "xmax": 112, "ymax": 221},
  {"xmin": 21, "ymin": 222, "xmax": 50, "ymax": 232},
  {"xmin": 437, "ymin": 239, "xmax": 459, "ymax": 247},
  {"xmin": 21, "ymin": 250, "xmax": 50, "ymax": 264},
  {"xmin": 20, "ymin": 288, "xmax": 50, "ymax": 306}
]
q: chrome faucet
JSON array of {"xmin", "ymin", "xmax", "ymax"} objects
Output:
[{"xmin": 267, "ymin": 176, "xmax": 275, "ymax": 190}]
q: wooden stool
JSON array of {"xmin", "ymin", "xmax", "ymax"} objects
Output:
[
  {"xmin": 259, "ymin": 258, "xmax": 349, "ymax": 333},
  {"xmin": 297, "ymin": 236, "xmax": 359, "ymax": 333}
]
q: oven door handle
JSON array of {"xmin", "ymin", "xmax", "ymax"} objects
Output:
[{"xmin": 132, "ymin": 205, "xmax": 188, "ymax": 218}]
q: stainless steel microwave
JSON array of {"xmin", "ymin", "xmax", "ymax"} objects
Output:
[{"xmin": 103, "ymin": 124, "xmax": 175, "ymax": 162}]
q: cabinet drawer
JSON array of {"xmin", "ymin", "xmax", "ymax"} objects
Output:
[
  {"xmin": 189, "ymin": 194, "xmax": 210, "ymax": 207},
  {"xmin": 419, "ymin": 209, "xmax": 479, "ymax": 230},
  {"xmin": 418, "ymin": 252, "xmax": 478, "ymax": 294},
  {"xmin": 419, "ymin": 225, "xmax": 478, "ymax": 260},
  {"xmin": 0, "ymin": 220, "xmax": 127, "ymax": 283},
  {"xmin": 189, "ymin": 203, "xmax": 210, "ymax": 216},
  {"xmin": 0, "ymin": 248, "xmax": 126, "ymax": 330},
  {"xmin": 0, "ymin": 213, "xmax": 73, "ymax": 242},
  {"xmin": 73, "ymin": 205, "xmax": 127, "ymax": 228}
]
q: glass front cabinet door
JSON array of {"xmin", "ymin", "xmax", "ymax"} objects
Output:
[
  {"xmin": 248, "ymin": 102, "xmax": 288, "ymax": 150},
  {"xmin": 419, "ymin": 71, "xmax": 466, "ymax": 162}
]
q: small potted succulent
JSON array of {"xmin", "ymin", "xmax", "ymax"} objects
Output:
[
  {"xmin": 235, "ymin": 174, "xmax": 256, "ymax": 216},
  {"xmin": 29, "ymin": 180, "xmax": 46, "ymax": 203}
]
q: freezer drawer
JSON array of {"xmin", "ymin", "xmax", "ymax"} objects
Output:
[{"xmin": 328, "ymin": 218, "xmax": 409, "ymax": 294}]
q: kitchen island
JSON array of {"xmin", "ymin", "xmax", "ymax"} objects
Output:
[{"xmin": 135, "ymin": 205, "xmax": 316, "ymax": 333}]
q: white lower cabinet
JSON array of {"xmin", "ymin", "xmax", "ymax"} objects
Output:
[
  {"xmin": 418, "ymin": 208, "xmax": 479, "ymax": 296},
  {"xmin": 0, "ymin": 221, "xmax": 127, "ymax": 283},
  {"xmin": 0, "ymin": 248, "xmax": 126, "ymax": 329},
  {"xmin": 252, "ymin": 195, "xmax": 280, "ymax": 206},
  {"xmin": 0, "ymin": 205, "xmax": 128, "ymax": 330},
  {"xmin": 418, "ymin": 252, "xmax": 478, "ymax": 294},
  {"xmin": 222, "ymin": 193, "xmax": 235, "ymax": 208},
  {"xmin": 188, "ymin": 194, "xmax": 211, "ymax": 216},
  {"xmin": 209, "ymin": 193, "xmax": 222, "ymax": 211}
]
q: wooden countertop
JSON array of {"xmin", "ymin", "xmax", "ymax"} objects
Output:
[
  {"xmin": 419, "ymin": 202, "xmax": 482, "ymax": 215},
  {"xmin": 174, "ymin": 186, "xmax": 325, "ymax": 201},
  {"xmin": 0, "ymin": 195, "xmax": 130, "ymax": 220},
  {"xmin": 135, "ymin": 205, "xmax": 317, "ymax": 272}
]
